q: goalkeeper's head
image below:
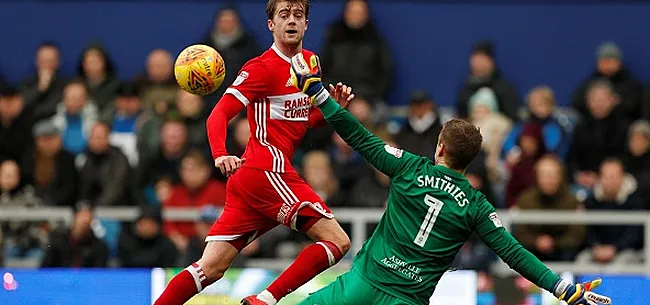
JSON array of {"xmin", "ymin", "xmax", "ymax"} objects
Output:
[{"xmin": 434, "ymin": 119, "xmax": 483, "ymax": 172}]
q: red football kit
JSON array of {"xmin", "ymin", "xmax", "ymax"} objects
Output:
[{"xmin": 205, "ymin": 44, "xmax": 333, "ymax": 249}]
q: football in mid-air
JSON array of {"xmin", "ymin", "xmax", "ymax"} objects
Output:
[{"xmin": 174, "ymin": 44, "xmax": 226, "ymax": 96}]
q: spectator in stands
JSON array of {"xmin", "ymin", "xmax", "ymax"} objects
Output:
[
  {"xmin": 102, "ymin": 82, "xmax": 162, "ymax": 166},
  {"xmin": 505, "ymin": 124, "xmax": 547, "ymax": 208},
  {"xmin": 451, "ymin": 233, "xmax": 496, "ymax": 272},
  {"xmin": 329, "ymin": 132, "xmax": 368, "ymax": 194},
  {"xmin": 201, "ymin": 6, "xmax": 260, "ymax": 112},
  {"xmin": 78, "ymin": 122, "xmax": 136, "ymax": 206},
  {"xmin": 174, "ymin": 89, "xmax": 209, "ymax": 153},
  {"xmin": 0, "ymin": 87, "xmax": 33, "ymax": 162},
  {"xmin": 76, "ymin": 42, "xmax": 120, "ymax": 112},
  {"xmin": 1, "ymin": 159, "xmax": 49, "ymax": 259},
  {"xmin": 569, "ymin": 79, "xmax": 629, "ymax": 190},
  {"xmin": 350, "ymin": 155, "xmax": 390, "ymax": 208},
  {"xmin": 465, "ymin": 150, "xmax": 497, "ymax": 206},
  {"xmin": 468, "ymin": 87, "xmax": 512, "ymax": 189},
  {"xmin": 225, "ymin": 115, "xmax": 250, "ymax": 157},
  {"xmin": 395, "ymin": 90, "xmax": 441, "ymax": 159},
  {"xmin": 136, "ymin": 49, "xmax": 177, "ymax": 115},
  {"xmin": 19, "ymin": 42, "xmax": 66, "ymax": 120},
  {"xmin": 20, "ymin": 119, "xmax": 78, "ymax": 206},
  {"xmin": 138, "ymin": 120, "xmax": 189, "ymax": 187},
  {"xmin": 621, "ymin": 120, "xmax": 650, "ymax": 196},
  {"xmin": 456, "ymin": 40, "xmax": 520, "ymax": 121},
  {"xmin": 50, "ymin": 80, "xmax": 98, "ymax": 155},
  {"xmin": 347, "ymin": 95, "xmax": 374, "ymax": 129},
  {"xmin": 117, "ymin": 205, "xmax": 179, "ymax": 268},
  {"xmin": 578, "ymin": 158, "xmax": 644, "ymax": 264},
  {"xmin": 503, "ymin": 86, "xmax": 570, "ymax": 160},
  {"xmin": 514, "ymin": 155, "xmax": 585, "ymax": 261},
  {"xmin": 572, "ymin": 42, "xmax": 643, "ymax": 120},
  {"xmin": 41, "ymin": 202, "xmax": 109, "ymax": 268},
  {"xmin": 163, "ymin": 150, "xmax": 226, "ymax": 252},
  {"xmin": 302, "ymin": 151, "xmax": 345, "ymax": 207},
  {"xmin": 321, "ymin": 0, "xmax": 394, "ymax": 103}
]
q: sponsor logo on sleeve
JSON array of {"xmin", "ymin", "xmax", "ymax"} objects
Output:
[
  {"xmin": 232, "ymin": 71, "xmax": 249, "ymax": 86},
  {"xmin": 384, "ymin": 145, "xmax": 403, "ymax": 158},
  {"xmin": 489, "ymin": 212, "xmax": 503, "ymax": 228}
]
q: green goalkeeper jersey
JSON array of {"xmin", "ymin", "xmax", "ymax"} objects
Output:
[{"xmin": 318, "ymin": 98, "xmax": 561, "ymax": 305}]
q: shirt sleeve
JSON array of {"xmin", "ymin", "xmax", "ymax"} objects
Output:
[
  {"xmin": 206, "ymin": 61, "xmax": 268, "ymax": 159},
  {"xmin": 317, "ymin": 97, "xmax": 420, "ymax": 177},
  {"xmin": 473, "ymin": 198, "xmax": 561, "ymax": 292}
]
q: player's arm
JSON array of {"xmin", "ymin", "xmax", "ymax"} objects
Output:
[
  {"xmin": 207, "ymin": 61, "xmax": 268, "ymax": 175},
  {"xmin": 290, "ymin": 53, "xmax": 418, "ymax": 177},
  {"xmin": 473, "ymin": 199, "xmax": 611, "ymax": 305}
]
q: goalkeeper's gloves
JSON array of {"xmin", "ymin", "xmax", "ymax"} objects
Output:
[
  {"xmin": 553, "ymin": 278, "xmax": 611, "ymax": 305},
  {"xmin": 290, "ymin": 53, "xmax": 330, "ymax": 106}
]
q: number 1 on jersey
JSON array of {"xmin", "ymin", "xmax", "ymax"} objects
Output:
[{"xmin": 414, "ymin": 194, "xmax": 444, "ymax": 247}]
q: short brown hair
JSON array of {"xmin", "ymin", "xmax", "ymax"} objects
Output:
[
  {"xmin": 439, "ymin": 119, "xmax": 483, "ymax": 170},
  {"xmin": 266, "ymin": 0, "xmax": 310, "ymax": 20}
]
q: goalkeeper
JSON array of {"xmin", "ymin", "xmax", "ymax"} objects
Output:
[{"xmin": 288, "ymin": 53, "xmax": 612, "ymax": 305}]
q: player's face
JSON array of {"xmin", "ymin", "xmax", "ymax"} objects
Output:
[{"xmin": 268, "ymin": 2, "xmax": 308, "ymax": 47}]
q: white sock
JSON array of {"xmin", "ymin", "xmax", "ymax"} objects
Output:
[{"xmin": 256, "ymin": 290, "xmax": 277, "ymax": 305}]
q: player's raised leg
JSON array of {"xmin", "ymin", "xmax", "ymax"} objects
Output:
[
  {"xmin": 243, "ymin": 207, "xmax": 350, "ymax": 305},
  {"xmin": 154, "ymin": 241, "xmax": 238, "ymax": 305}
]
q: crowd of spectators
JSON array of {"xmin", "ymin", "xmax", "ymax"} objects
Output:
[{"xmin": 1, "ymin": 0, "xmax": 650, "ymax": 271}]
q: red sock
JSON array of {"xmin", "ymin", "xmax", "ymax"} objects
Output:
[
  {"xmin": 154, "ymin": 263, "xmax": 211, "ymax": 305},
  {"xmin": 267, "ymin": 240, "xmax": 343, "ymax": 301}
]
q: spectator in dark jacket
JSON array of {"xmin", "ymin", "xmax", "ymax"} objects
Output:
[
  {"xmin": 321, "ymin": 0, "xmax": 393, "ymax": 103},
  {"xmin": 572, "ymin": 42, "xmax": 643, "ymax": 121},
  {"xmin": 19, "ymin": 42, "xmax": 66, "ymax": 121},
  {"xmin": 174, "ymin": 89, "xmax": 209, "ymax": 153},
  {"xmin": 0, "ymin": 87, "xmax": 34, "ymax": 162},
  {"xmin": 395, "ymin": 90, "xmax": 442, "ymax": 160},
  {"xmin": 514, "ymin": 155, "xmax": 585, "ymax": 261},
  {"xmin": 135, "ymin": 49, "xmax": 178, "ymax": 116},
  {"xmin": 620, "ymin": 120, "xmax": 650, "ymax": 200},
  {"xmin": 569, "ymin": 79, "xmax": 629, "ymax": 190},
  {"xmin": 20, "ymin": 119, "xmax": 78, "ymax": 206},
  {"xmin": 118, "ymin": 205, "xmax": 179, "ymax": 268},
  {"xmin": 201, "ymin": 6, "xmax": 260, "ymax": 112},
  {"xmin": 456, "ymin": 40, "xmax": 520, "ymax": 121},
  {"xmin": 302, "ymin": 151, "xmax": 346, "ymax": 207},
  {"xmin": 138, "ymin": 120, "xmax": 189, "ymax": 187},
  {"xmin": 78, "ymin": 122, "xmax": 136, "ymax": 206},
  {"xmin": 505, "ymin": 123, "xmax": 547, "ymax": 208},
  {"xmin": 41, "ymin": 202, "xmax": 109, "ymax": 268},
  {"xmin": 465, "ymin": 149, "xmax": 497, "ymax": 207},
  {"xmin": 502, "ymin": 86, "xmax": 570, "ymax": 160},
  {"xmin": 577, "ymin": 158, "xmax": 644, "ymax": 264},
  {"xmin": 76, "ymin": 42, "xmax": 120, "ymax": 112}
]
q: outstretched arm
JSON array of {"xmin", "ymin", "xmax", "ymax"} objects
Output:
[{"xmin": 206, "ymin": 94, "xmax": 245, "ymax": 159}]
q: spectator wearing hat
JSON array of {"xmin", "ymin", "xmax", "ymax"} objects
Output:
[
  {"xmin": 394, "ymin": 90, "xmax": 442, "ymax": 160},
  {"xmin": 504, "ymin": 123, "xmax": 547, "ymax": 208},
  {"xmin": 117, "ymin": 205, "xmax": 179, "ymax": 268},
  {"xmin": 19, "ymin": 119, "xmax": 78, "ymax": 206},
  {"xmin": 572, "ymin": 42, "xmax": 643, "ymax": 121},
  {"xmin": 76, "ymin": 42, "xmax": 121, "ymax": 112},
  {"xmin": 42, "ymin": 202, "xmax": 109, "ymax": 268},
  {"xmin": 77, "ymin": 122, "xmax": 137, "ymax": 206},
  {"xmin": 163, "ymin": 150, "xmax": 226, "ymax": 252},
  {"xmin": 620, "ymin": 120, "xmax": 650, "ymax": 199},
  {"xmin": 0, "ymin": 87, "xmax": 34, "ymax": 162},
  {"xmin": 101, "ymin": 82, "xmax": 162, "ymax": 166},
  {"xmin": 456, "ymin": 40, "xmax": 520, "ymax": 121}
]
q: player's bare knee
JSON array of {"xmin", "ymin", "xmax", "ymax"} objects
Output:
[
  {"xmin": 333, "ymin": 232, "xmax": 351, "ymax": 254},
  {"xmin": 195, "ymin": 241, "xmax": 238, "ymax": 281}
]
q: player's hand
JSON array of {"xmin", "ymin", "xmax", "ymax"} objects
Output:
[
  {"xmin": 290, "ymin": 53, "xmax": 329, "ymax": 106},
  {"xmin": 329, "ymin": 82, "xmax": 355, "ymax": 109},
  {"xmin": 215, "ymin": 156, "xmax": 246, "ymax": 177},
  {"xmin": 554, "ymin": 278, "xmax": 611, "ymax": 305}
]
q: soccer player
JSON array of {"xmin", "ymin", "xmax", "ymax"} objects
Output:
[
  {"xmin": 289, "ymin": 54, "xmax": 612, "ymax": 305},
  {"xmin": 153, "ymin": 1, "xmax": 354, "ymax": 305}
]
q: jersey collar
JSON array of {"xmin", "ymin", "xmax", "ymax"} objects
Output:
[
  {"xmin": 435, "ymin": 165, "xmax": 465, "ymax": 179},
  {"xmin": 271, "ymin": 43, "xmax": 292, "ymax": 63}
]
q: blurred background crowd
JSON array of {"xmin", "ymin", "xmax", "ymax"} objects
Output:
[{"xmin": 1, "ymin": 0, "xmax": 649, "ymax": 277}]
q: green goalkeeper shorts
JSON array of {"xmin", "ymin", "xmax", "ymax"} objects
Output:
[{"xmin": 297, "ymin": 268, "xmax": 412, "ymax": 305}]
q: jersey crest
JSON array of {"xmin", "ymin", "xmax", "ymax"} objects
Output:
[
  {"xmin": 489, "ymin": 212, "xmax": 503, "ymax": 228},
  {"xmin": 384, "ymin": 145, "xmax": 404, "ymax": 158},
  {"xmin": 233, "ymin": 71, "xmax": 249, "ymax": 86}
]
